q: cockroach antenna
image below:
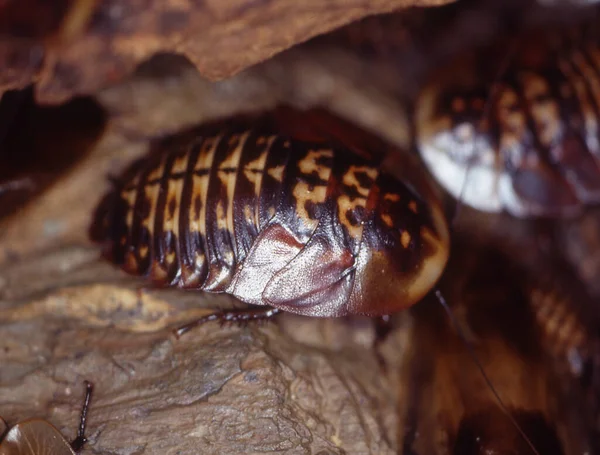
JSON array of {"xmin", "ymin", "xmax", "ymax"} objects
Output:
[
  {"xmin": 71, "ymin": 380, "xmax": 94, "ymax": 452},
  {"xmin": 0, "ymin": 379, "xmax": 96, "ymax": 455},
  {"xmin": 433, "ymin": 289, "xmax": 541, "ymax": 455},
  {"xmin": 435, "ymin": 38, "xmax": 541, "ymax": 455}
]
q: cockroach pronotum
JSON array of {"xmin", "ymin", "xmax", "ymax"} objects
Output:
[
  {"xmin": 415, "ymin": 21, "xmax": 600, "ymax": 218},
  {"xmin": 90, "ymin": 106, "xmax": 450, "ymax": 333},
  {"xmin": 0, "ymin": 381, "xmax": 94, "ymax": 455}
]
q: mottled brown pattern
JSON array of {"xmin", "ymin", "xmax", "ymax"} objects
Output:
[
  {"xmin": 91, "ymin": 106, "xmax": 449, "ymax": 318},
  {"xmin": 399, "ymin": 239, "xmax": 600, "ymax": 454},
  {"xmin": 416, "ymin": 19, "xmax": 600, "ymax": 217}
]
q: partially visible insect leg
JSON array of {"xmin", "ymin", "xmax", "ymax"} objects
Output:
[
  {"xmin": 70, "ymin": 380, "xmax": 94, "ymax": 453},
  {"xmin": 174, "ymin": 306, "xmax": 282, "ymax": 339}
]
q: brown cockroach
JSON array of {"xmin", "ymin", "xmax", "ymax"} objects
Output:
[
  {"xmin": 400, "ymin": 239, "xmax": 600, "ymax": 455},
  {"xmin": 415, "ymin": 19, "xmax": 600, "ymax": 218},
  {"xmin": 90, "ymin": 106, "xmax": 450, "ymax": 333},
  {"xmin": 0, "ymin": 381, "xmax": 94, "ymax": 455}
]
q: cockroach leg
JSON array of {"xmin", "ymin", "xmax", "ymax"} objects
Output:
[
  {"xmin": 174, "ymin": 307, "xmax": 282, "ymax": 339},
  {"xmin": 70, "ymin": 380, "xmax": 94, "ymax": 453}
]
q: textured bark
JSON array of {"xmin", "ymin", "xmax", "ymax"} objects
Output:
[
  {"xmin": 0, "ymin": 279, "xmax": 402, "ymax": 455},
  {"xmin": 0, "ymin": 0, "xmax": 452, "ymax": 104}
]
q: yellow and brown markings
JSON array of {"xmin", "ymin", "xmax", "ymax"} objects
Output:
[
  {"xmin": 220, "ymin": 131, "xmax": 250, "ymax": 238},
  {"xmin": 526, "ymin": 270, "xmax": 600, "ymax": 421},
  {"xmin": 341, "ymin": 164, "xmax": 450, "ymax": 316},
  {"xmin": 93, "ymin": 107, "xmax": 450, "ymax": 317},
  {"xmin": 512, "ymin": 47, "xmax": 600, "ymax": 198},
  {"xmin": 178, "ymin": 134, "xmax": 220, "ymax": 287},
  {"xmin": 289, "ymin": 148, "xmax": 334, "ymax": 238},
  {"xmin": 150, "ymin": 147, "xmax": 190, "ymax": 284},
  {"xmin": 530, "ymin": 288, "xmax": 587, "ymax": 369},
  {"xmin": 232, "ymin": 132, "xmax": 275, "ymax": 260},
  {"xmin": 418, "ymin": 25, "xmax": 600, "ymax": 215},
  {"xmin": 124, "ymin": 154, "xmax": 167, "ymax": 276},
  {"xmin": 257, "ymin": 135, "xmax": 292, "ymax": 229},
  {"xmin": 200, "ymin": 129, "xmax": 246, "ymax": 291},
  {"xmin": 176, "ymin": 138, "xmax": 203, "ymax": 286},
  {"xmin": 120, "ymin": 175, "xmax": 138, "ymax": 250},
  {"xmin": 202, "ymin": 128, "xmax": 266, "ymax": 290},
  {"xmin": 336, "ymin": 164, "xmax": 378, "ymax": 246}
]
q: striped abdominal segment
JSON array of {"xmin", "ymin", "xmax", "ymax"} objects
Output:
[{"xmin": 416, "ymin": 24, "xmax": 600, "ymax": 218}]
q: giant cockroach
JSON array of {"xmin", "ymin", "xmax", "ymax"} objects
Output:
[
  {"xmin": 90, "ymin": 106, "xmax": 450, "ymax": 332},
  {"xmin": 400, "ymin": 239, "xmax": 600, "ymax": 454},
  {"xmin": 0, "ymin": 381, "xmax": 94, "ymax": 455},
  {"xmin": 415, "ymin": 19, "xmax": 600, "ymax": 218}
]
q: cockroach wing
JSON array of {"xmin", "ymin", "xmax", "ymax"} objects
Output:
[
  {"xmin": 262, "ymin": 219, "xmax": 356, "ymax": 317},
  {"xmin": 229, "ymin": 224, "xmax": 304, "ymax": 306},
  {"xmin": 0, "ymin": 420, "xmax": 75, "ymax": 455}
]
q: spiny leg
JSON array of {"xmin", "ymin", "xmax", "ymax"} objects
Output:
[
  {"xmin": 70, "ymin": 380, "xmax": 94, "ymax": 453},
  {"xmin": 174, "ymin": 306, "xmax": 282, "ymax": 339}
]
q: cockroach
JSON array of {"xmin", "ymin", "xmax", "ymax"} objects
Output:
[
  {"xmin": 400, "ymin": 239, "xmax": 599, "ymax": 454},
  {"xmin": 415, "ymin": 20, "xmax": 600, "ymax": 218},
  {"xmin": 90, "ymin": 106, "xmax": 450, "ymax": 333},
  {"xmin": 0, "ymin": 381, "xmax": 94, "ymax": 455}
]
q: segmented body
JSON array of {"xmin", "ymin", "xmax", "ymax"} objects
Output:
[
  {"xmin": 91, "ymin": 107, "xmax": 449, "ymax": 318},
  {"xmin": 401, "ymin": 239, "xmax": 600, "ymax": 454},
  {"xmin": 416, "ymin": 22, "xmax": 600, "ymax": 217}
]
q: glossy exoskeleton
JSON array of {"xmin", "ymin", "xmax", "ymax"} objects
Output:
[
  {"xmin": 0, "ymin": 381, "xmax": 94, "ymax": 455},
  {"xmin": 416, "ymin": 21, "xmax": 600, "ymax": 217},
  {"xmin": 401, "ymin": 239, "xmax": 600, "ymax": 454},
  {"xmin": 90, "ymin": 106, "xmax": 449, "ymax": 329}
]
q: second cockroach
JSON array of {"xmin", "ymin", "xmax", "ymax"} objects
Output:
[{"xmin": 416, "ymin": 19, "xmax": 600, "ymax": 218}]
